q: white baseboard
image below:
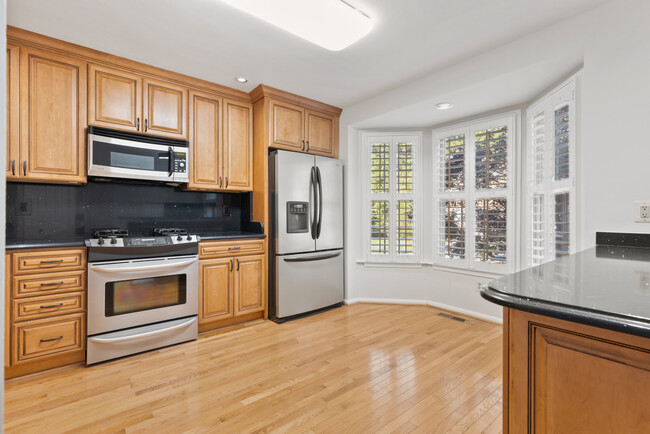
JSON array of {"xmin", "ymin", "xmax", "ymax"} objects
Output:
[{"xmin": 344, "ymin": 297, "xmax": 503, "ymax": 324}]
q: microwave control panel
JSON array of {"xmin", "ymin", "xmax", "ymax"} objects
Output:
[
  {"xmin": 173, "ymin": 152, "xmax": 187, "ymax": 173},
  {"xmin": 287, "ymin": 201, "xmax": 309, "ymax": 233}
]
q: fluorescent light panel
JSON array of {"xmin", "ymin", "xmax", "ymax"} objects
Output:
[{"xmin": 220, "ymin": 0, "xmax": 372, "ymax": 51}]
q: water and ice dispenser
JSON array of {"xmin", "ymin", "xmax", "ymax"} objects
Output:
[{"xmin": 286, "ymin": 201, "xmax": 309, "ymax": 233}]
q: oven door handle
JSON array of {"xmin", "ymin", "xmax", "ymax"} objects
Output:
[
  {"xmin": 89, "ymin": 258, "xmax": 197, "ymax": 273},
  {"xmin": 88, "ymin": 317, "xmax": 197, "ymax": 344}
]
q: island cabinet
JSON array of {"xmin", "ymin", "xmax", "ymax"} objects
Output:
[
  {"xmin": 6, "ymin": 44, "xmax": 87, "ymax": 184},
  {"xmin": 198, "ymin": 239, "xmax": 266, "ymax": 332},
  {"xmin": 504, "ymin": 308, "xmax": 650, "ymax": 433},
  {"xmin": 186, "ymin": 91, "xmax": 253, "ymax": 192},
  {"xmin": 5, "ymin": 247, "xmax": 88, "ymax": 379},
  {"xmin": 88, "ymin": 63, "xmax": 188, "ymax": 139}
]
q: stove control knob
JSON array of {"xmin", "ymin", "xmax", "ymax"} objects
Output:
[
  {"xmin": 187, "ymin": 235, "xmax": 193, "ymax": 241},
  {"xmin": 110, "ymin": 237, "xmax": 117, "ymax": 245},
  {"xmin": 177, "ymin": 235, "xmax": 183, "ymax": 241},
  {"xmin": 97, "ymin": 237, "xmax": 105, "ymax": 245}
]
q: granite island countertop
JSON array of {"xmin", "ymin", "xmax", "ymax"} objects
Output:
[{"xmin": 481, "ymin": 244, "xmax": 650, "ymax": 339}]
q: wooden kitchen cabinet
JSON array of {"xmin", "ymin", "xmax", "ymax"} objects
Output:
[
  {"xmin": 88, "ymin": 65, "xmax": 187, "ymax": 139},
  {"xmin": 251, "ymin": 85, "xmax": 341, "ymax": 158},
  {"xmin": 18, "ymin": 47, "xmax": 87, "ymax": 183},
  {"xmin": 6, "ymin": 44, "xmax": 19, "ymax": 179},
  {"xmin": 6, "ymin": 247, "xmax": 87, "ymax": 379},
  {"xmin": 88, "ymin": 64, "xmax": 142, "ymax": 132},
  {"xmin": 143, "ymin": 78, "xmax": 187, "ymax": 139},
  {"xmin": 198, "ymin": 239, "xmax": 266, "ymax": 332},
  {"xmin": 186, "ymin": 93, "xmax": 252, "ymax": 192}
]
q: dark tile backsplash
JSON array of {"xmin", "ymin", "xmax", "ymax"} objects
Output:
[{"xmin": 6, "ymin": 180, "xmax": 251, "ymax": 243}]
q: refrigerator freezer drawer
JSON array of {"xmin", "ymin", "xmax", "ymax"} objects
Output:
[{"xmin": 275, "ymin": 250, "xmax": 344, "ymax": 318}]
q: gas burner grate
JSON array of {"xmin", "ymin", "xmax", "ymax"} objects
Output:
[
  {"xmin": 153, "ymin": 227, "xmax": 188, "ymax": 236},
  {"xmin": 92, "ymin": 228, "xmax": 130, "ymax": 239}
]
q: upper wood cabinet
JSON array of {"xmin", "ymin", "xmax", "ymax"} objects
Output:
[
  {"xmin": 18, "ymin": 47, "xmax": 87, "ymax": 184},
  {"xmin": 251, "ymin": 85, "xmax": 341, "ymax": 158},
  {"xmin": 88, "ymin": 64, "xmax": 141, "ymax": 133},
  {"xmin": 6, "ymin": 44, "xmax": 19, "ymax": 179},
  {"xmin": 88, "ymin": 65, "xmax": 187, "ymax": 139},
  {"xmin": 186, "ymin": 92, "xmax": 252, "ymax": 192}
]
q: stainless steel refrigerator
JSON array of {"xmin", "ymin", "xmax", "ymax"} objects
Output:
[{"xmin": 269, "ymin": 150, "xmax": 344, "ymax": 322}]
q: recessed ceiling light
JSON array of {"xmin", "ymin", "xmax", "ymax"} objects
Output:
[
  {"xmin": 435, "ymin": 102, "xmax": 454, "ymax": 110},
  {"xmin": 236, "ymin": 77, "xmax": 248, "ymax": 83},
  {"xmin": 220, "ymin": 0, "xmax": 372, "ymax": 51}
]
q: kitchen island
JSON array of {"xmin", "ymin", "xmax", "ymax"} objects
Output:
[{"xmin": 481, "ymin": 233, "xmax": 650, "ymax": 433}]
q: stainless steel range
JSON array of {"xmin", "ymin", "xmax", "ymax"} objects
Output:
[{"xmin": 86, "ymin": 228, "xmax": 199, "ymax": 364}]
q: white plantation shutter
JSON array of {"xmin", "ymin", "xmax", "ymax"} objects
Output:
[
  {"xmin": 526, "ymin": 76, "xmax": 577, "ymax": 267},
  {"xmin": 434, "ymin": 113, "xmax": 515, "ymax": 273},
  {"xmin": 363, "ymin": 133, "xmax": 421, "ymax": 262}
]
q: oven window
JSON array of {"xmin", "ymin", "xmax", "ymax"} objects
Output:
[
  {"xmin": 105, "ymin": 275, "xmax": 187, "ymax": 317},
  {"xmin": 110, "ymin": 152, "xmax": 155, "ymax": 171}
]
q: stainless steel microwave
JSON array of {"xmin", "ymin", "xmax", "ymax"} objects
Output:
[{"xmin": 88, "ymin": 126, "xmax": 189, "ymax": 183}]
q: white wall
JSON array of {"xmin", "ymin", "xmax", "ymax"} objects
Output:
[
  {"xmin": 341, "ymin": 0, "xmax": 649, "ymax": 322},
  {"xmin": 1, "ymin": 0, "xmax": 7, "ymax": 423}
]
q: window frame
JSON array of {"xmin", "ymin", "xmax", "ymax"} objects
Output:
[
  {"xmin": 361, "ymin": 131, "xmax": 423, "ymax": 264},
  {"xmin": 525, "ymin": 76, "xmax": 578, "ymax": 267},
  {"xmin": 433, "ymin": 112, "xmax": 517, "ymax": 274}
]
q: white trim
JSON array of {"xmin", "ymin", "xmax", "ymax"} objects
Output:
[{"xmin": 344, "ymin": 298, "xmax": 503, "ymax": 324}]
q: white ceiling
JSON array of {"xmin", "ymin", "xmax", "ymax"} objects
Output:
[{"xmin": 9, "ymin": 0, "xmax": 609, "ymax": 111}]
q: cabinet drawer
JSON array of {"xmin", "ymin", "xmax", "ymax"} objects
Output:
[
  {"xmin": 13, "ymin": 313, "xmax": 85, "ymax": 363},
  {"xmin": 199, "ymin": 239, "xmax": 265, "ymax": 259},
  {"xmin": 13, "ymin": 248, "xmax": 86, "ymax": 275},
  {"xmin": 13, "ymin": 270, "xmax": 86, "ymax": 298},
  {"xmin": 13, "ymin": 292, "xmax": 85, "ymax": 321}
]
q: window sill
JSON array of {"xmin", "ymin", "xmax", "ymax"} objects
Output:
[
  {"xmin": 355, "ymin": 260, "xmax": 423, "ymax": 269},
  {"xmin": 355, "ymin": 259, "xmax": 507, "ymax": 278}
]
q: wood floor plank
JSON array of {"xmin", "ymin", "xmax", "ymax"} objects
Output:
[{"xmin": 4, "ymin": 304, "xmax": 502, "ymax": 433}]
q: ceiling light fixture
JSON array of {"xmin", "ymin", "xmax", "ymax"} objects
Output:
[
  {"xmin": 220, "ymin": 0, "xmax": 372, "ymax": 51},
  {"xmin": 236, "ymin": 77, "xmax": 248, "ymax": 83},
  {"xmin": 435, "ymin": 102, "xmax": 454, "ymax": 110}
]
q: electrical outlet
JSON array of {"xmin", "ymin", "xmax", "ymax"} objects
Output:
[{"xmin": 634, "ymin": 201, "xmax": 650, "ymax": 222}]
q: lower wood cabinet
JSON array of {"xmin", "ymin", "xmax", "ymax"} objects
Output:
[
  {"xmin": 198, "ymin": 239, "xmax": 266, "ymax": 333},
  {"xmin": 504, "ymin": 308, "xmax": 650, "ymax": 432},
  {"xmin": 6, "ymin": 247, "xmax": 87, "ymax": 379}
]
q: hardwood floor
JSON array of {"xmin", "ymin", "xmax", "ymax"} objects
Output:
[{"xmin": 4, "ymin": 304, "xmax": 503, "ymax": 433}]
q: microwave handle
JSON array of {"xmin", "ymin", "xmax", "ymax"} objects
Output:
[
  {"xmin": 168, "ymin": 147, "xmax": 175, "ymax": 177},
  {"xmin": 90, "ymin": 258, "xmax": 196, "ymax": 273}
]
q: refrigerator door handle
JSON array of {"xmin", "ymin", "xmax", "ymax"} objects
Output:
[
  {"xmin": 316, "ymin": 166, "xmax": 323, "ymax": 239},
  {"xmin": 310, "ymin": 166, "xmax": 318, "ymax": 240},
  {"xmin": 282, "ymin": 251, "xmax": 342, "ymax": 262}
]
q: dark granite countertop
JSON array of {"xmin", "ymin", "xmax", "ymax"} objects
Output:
[
  {"xmin": 481, "ymin": 244, "xmax": 650, "ymax": 338},
  {"xmin": 7, "ymin": 232, "xmax": 265, "ymax": 250}
]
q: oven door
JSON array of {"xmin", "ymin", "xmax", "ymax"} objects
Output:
[
  {"xmin": 88, "ymin": 133, "xmax": 188, "ymax": 183},
  {"xmin": 87, "ymin": 255, "xmax": 198, "ymax": 335}
]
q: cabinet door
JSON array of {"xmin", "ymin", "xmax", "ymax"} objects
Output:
[
  {"xmin": 234, "ymin": 254, "xmax": 265, "ymax": 316},
  {"xmin": 6, "ymin": 44, "xmax": 19, "ymax": 179},
  {"xmin": 199, "ymin": 258, "xmax": 234, "ymax": 327},
  {"xmin": 143, "ymin": 78, "xmax": 187, "ymax": 139},
  {"xmin": 306, "ymin": 109, "xmax": 337, "ymax": 157},
  {"xmin": 223, "ymin": 98, "xmax": 253, "ymax": 191},
  {"xmin": 20, "ymin": 47, "xmax": 86, "ymax": 183},
  {"xmin": 187, "ymin": 91, "xmax": 222, "ymax": 190},
  {"xmin": 88, "ymin": 64, "xmax": 142, "ymax": 133},
  {"xmin": 270, "ymin": 99, "xmax": 304, "ymax": 151},
  {"xmin": 5, "ymin": 253, "xmax": 11, "ymax": 369}
]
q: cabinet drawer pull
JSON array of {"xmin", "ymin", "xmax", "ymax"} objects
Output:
[
  {"xmin": 225, "ymin": 177, "xmax": 229, "ymax": 188},
  {"xmin": 230, "ymin": 259, "xmax": 233, "ymax": 272},
  {"xmin": 11, "ymin": 159, "xmax": 15, "ymax": 175},
  {"xmin": 145, "ymin": 119, "xmax": 148, "ymax": 132},
  {"xmin": 40, "ymin": 259, "xmax": 64, "ymax": 264},
  {"xmin": 236, "ymin": 258, "xmax": 240, "ymax": 271},
  {"xmin": 219, "ymin": 176, "xmax": 223, "ymax": 188},
  {"xmin": 306, "ymin": 141, "xmax": 310, "ymax": 152},
  {"xmin": 23, "ymin": 160, "xmax": 27, "ymax": 176},
  {"xmin": 137, "ymin": 117, "xmax": 140, "ymax": 130},
  {"xmin": 40, "ymin": 336, "xmax": 63, "ymax": 343},
  {"xmin": 40, "ymin": 281, "xmax": 64, "ymax": 286},
  {"xmin": 40, "ymin": 303, "xmax": 64, "ymax": 309},
  {"xmin": 301, "ymin": 140, "xmax": 305, "ymax": 151},
  {"xmin": 228, "ymin": 247, "xmax": 241, "ymax": 250}
]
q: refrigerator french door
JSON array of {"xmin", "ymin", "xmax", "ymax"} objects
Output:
[{"xmin": 270, "ymin": 150, "xmax": 344, "ymax": 322}]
